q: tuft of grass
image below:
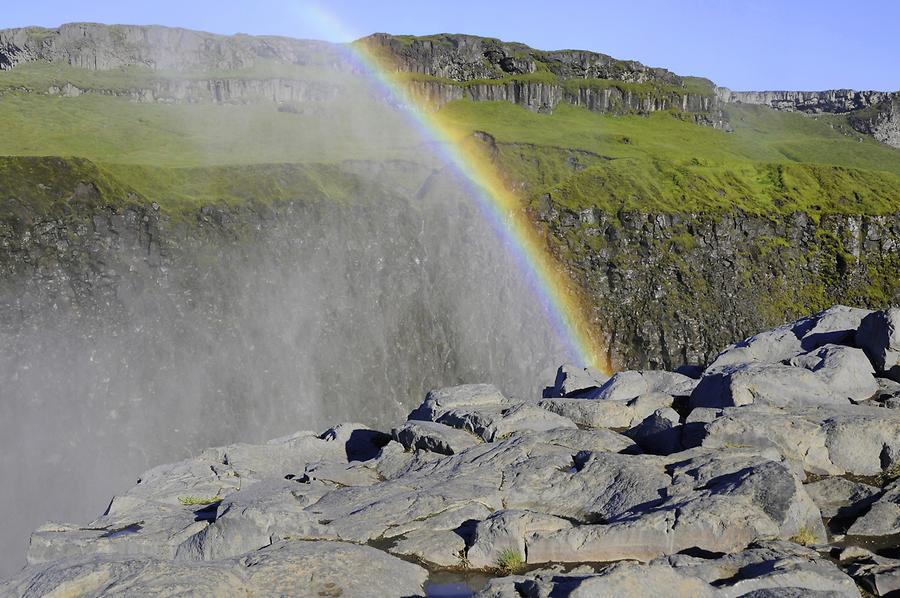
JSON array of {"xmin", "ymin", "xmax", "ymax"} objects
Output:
[
  {"xmin": 178, "ymin": 495, "xmax": 221, "ymax": 506},
  {"xmin": 495, "ymin": 548, "xmax": 525, "ymax": 573},
  {"xmin": 878, "ymin": 462, "xmax": 900, "ymax": 486},
  {"xmin": 790, "ymin": 526, "xmax": 818, "ymax": 546}
]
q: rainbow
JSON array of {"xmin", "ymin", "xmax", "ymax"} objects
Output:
[{"xmin": 299, "ymin": 6, "xmax": 611, "ymax": 374}]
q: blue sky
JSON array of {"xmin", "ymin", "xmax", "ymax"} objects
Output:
[{"xmin": 2, "ymin": 1, "xmax": 897, "ymax": 91}]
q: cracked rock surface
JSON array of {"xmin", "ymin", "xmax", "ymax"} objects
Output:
[{"xmin": 7, "ymin": 305, "xmax": 900, "ymax": 596}]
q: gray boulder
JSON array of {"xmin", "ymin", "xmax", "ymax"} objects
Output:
[
  {"xmin": 789, "ymin": 344, "xmax": 878, "ymax": 402},
  {"xmin": 691, "ymin": 363, "xmax": 850, "ymax": 410},
  {"xmin": 538, "ymin": 392, "xmax": 674, "ymax": 429},
  {"xmin": 587, "ymin": 369, "xmax": 697, "ymax": 401},
  {"xmin": 856, "ymin": 307, "xmax": 900, "ymax": 381},
  {"xmin": 476, "ymin": 541, "xmax": 857, "ymax": 598},
  {"xmin": 625, "ymin": 407, "xmax": 683, "ymax": 455},
  {"xmin": 466, "ymin": 509, "xmax": 572, "ymax": 569},
  {"xmin": 662, "ymin": 541, "xmax": 860, "ymax": 597},
  {"xmin": 847, "ymin": 557, "xmax": 900, "ymax": 597},
  {"xmin": 874, "ymin": 377, "xmax": 900, "ymax": 407},
  {"xmin": 700, "ymin": 404, "xmax": 900, "ymax": 476},
  {"xmin": 408, "ymin": 383, "xmax": 506, "ymax": 421},
  {"xmin": 434, "ymin": 400, "xmax": 577, "ymax": 442},
  {"xmin": 804, "ymin": 477, "xmax": 880, "ymax": 519},
  {"xmin": 847, "ymin": 479, "xmax": 900, "ymax": 537},
  {"xmin": 548, "ymin": 363, "xmax": 609, "ymax": 397},
  {"xmin": 708, "ymin": 305, "xmax": 871, "ymax": 370},
  {"xmin": 388, "ymin": 528, "xmax": 467, "ymax": 568},
  {"xmin": 392, "ymin": 420, "xmax": 480, "ymax": 455},
  {"xmin": 525, "ymin": 449, "xmax": 825, "ymax": 564}
]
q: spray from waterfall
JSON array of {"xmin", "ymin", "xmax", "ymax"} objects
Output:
[{"xmin": 300, "ymin": 4, "xmax": 612, "ymax": 374}]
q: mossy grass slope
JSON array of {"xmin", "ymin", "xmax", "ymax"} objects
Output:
[
  {"xmin": 0, "ymin": 57, "xmax": 897, "ymax": 219},
  {"xmin": 437, "ymin": 100, "xmax": 900, "ymax": 217}
]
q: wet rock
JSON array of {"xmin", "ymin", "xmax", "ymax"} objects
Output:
[
  {"xmin": 392, "ymin": 420, "xmax": 481, "ymax": 455},
  {"xmin": 856, "ymin": 308, "xmax": 900, "ymax": 381},
  {"xmin": 538, "ymin": 392, "xmax": 674, "ymax": 429}
]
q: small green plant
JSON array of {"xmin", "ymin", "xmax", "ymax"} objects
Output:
[
  {"xmin": 178, "ymin": 495, "xmax": 221, "ymax": 506},
  {"xmin": 879, "ymin": 462, "xmax": 900, "ymax": 486},
  {"xmin": 790, "ymin": 526, "xmax": 817, "ymax": 546},
  {"xmin": 496, "ymin": 548, "xmax": 525, "ymax": 573}
]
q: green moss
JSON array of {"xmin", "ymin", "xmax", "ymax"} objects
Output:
[
  {"xmin": 178, "ymin": 495, "xmax": 221, "ymax": 506},
  {"xmin": 439, "ymin": 100, "xmax": 900, "ymax": 216}
]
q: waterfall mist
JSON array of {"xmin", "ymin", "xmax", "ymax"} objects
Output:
[{"xmin": 0, "ymin": 156, "xmax": 571, "ymax": 575}]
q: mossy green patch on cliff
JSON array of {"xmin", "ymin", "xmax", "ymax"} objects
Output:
[
  {"xmin": 0, "ymin": 92, "xmax": 424, "ymax": 167},
  {"xmin": 437, "ymin": 100, "xmax": 900, "ymax": 216},
  {"xmin": 0, "ymin": 156, "xmax": 412, "ymax": 221},
  {"xmin": 0, "ymin": 156, "xmax": 142, "ymax": 215}
]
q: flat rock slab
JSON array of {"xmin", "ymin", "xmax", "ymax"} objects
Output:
[
  {"xmin": 4, "ymin": 540, "xmax": 429, "ymax": 598},
  {"xmin": 476, "ymin": 541, "xmax": 858, "ymax": 597},
  {"xmin": 434, "ymin": 400, "xmax": 578, "ymax": 442},
  {"xmin": 392, "ymin": 420, "xmax": 481, "ymax": 455},
  {"xmin": 691, "ymin": 363, "xmax": 851, "ymax": 410},
  {"xmin": 524, "ymin": 449, "xmax": 824, "ymax": 564},
  {"xmin": 538, "ymin": 392, "xmax": 674, "ymax": 429},
  {"xmin": 23, "ymin": 423, "xmax": 821, "ymax": 570},
  {"xmin": 699, "ymin": 404, "xmax": 900, "ymax": 477},
  {"xmin": 586, "ymin": 370, "xmax": 697, "ymax": 401},
  {"xmin": 847, "ymin": 479, "xmax": 900, "ymax": 537},
  {"xmin": 804, "ymin": 477, "xmax": 880, "ymax": 519},
  {"xmin": 548, "ymin": 363, "xmax": 610, "ymax": 398}
]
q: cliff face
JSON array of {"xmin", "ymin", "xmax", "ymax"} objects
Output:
[
  {"xmin": 718, "ymin": 88, "xmax": 900, "ymax": 148},
  {"xmin": 7, "ymin": 76, "xmax": 344, "ymax": 104},
  {"xmin": 1, "ymin": 25, "xmax": 895, "ymax": 145},
  {"xmin": 403, "ymin": 78, "xmax": 716, "ymax": 116},
  {"xmin": 363, "ymin": 33, "xmax": 719, "ymax": 118},
  {"xmin": 541, "ymin": 205, "xmax": 900, "ymax": 369},
  {"xmin": 0, "ymin": 22, "xmax": 346, "ymax": 71}
]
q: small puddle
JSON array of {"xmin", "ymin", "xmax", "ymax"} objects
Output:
[
  {"xmin": 100, "ymin": 523, "xmax": 143, "ymax": 539},
  {"xmin": 425, "ymin": 570, "xmax": 492, "ymax": 597}
]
